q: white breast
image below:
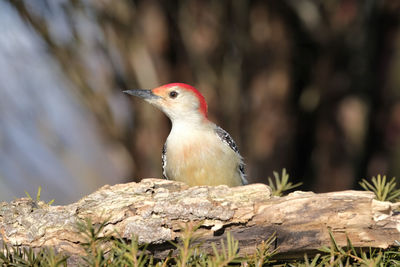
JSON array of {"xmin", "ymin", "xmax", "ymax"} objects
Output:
[{"xmin": 165, "ymin": 122, "xmax": 242, "ymax": 186}]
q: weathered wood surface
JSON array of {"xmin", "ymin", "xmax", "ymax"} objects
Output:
[{"xmin": 0, "ymin": 178, "xmax": 399, "ymax": 261}]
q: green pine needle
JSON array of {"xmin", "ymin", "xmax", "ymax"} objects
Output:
[
  {"xmin": 359, "ymin": 174, "xmax": 400, "ymax": 202},
  {"xmin": 268, "ymin": 168, "xmax": 303, "ymax": 196}
]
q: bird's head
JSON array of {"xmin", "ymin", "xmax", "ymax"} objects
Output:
[{"xmin": 124, "ymin": 83, "xmax": 208, "ymax": 123}]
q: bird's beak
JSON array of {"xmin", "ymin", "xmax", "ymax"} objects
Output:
[{"xmin": 123, "ymin": 89, "xmax": 161, "ymax": 100}]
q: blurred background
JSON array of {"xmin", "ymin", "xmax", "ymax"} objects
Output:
[{"xmin": 0, "ymin": 0, "xmax": 399, "ymax": 204}]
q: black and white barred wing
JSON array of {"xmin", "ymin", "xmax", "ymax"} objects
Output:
[
  {"xmin": 214, "ymin": 126, "xmax": 248, "ymax": 185},
  {"xmin": 162, "ymin": 143, "xmax": 168, "ymax": 179}
]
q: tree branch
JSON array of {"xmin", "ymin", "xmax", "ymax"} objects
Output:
[{"xmin": 0, "ymin": 179, "xmax": 399, "ymax": 261}]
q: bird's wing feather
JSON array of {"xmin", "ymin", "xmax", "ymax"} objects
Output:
[
  {"xmin": 162, "ymin": 143, "xmax": 168, "ymax": 179},
  {"xmin": 214, "ymin": 126, "xmax": 248, "ymax": 185}
]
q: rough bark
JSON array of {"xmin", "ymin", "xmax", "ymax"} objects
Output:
[{"xmin": 0, "ymin": 178, "xmax": 399, "ymax": 262}]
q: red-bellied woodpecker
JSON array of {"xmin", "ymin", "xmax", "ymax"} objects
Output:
[{"xmin": 124, "ymin": 83, "xmax": 247, "ymax": 187}]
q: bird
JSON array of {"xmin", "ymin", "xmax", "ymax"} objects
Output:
[{"xmin": 124, "ymin": 83, "xmax": 247, "ymax": 187}]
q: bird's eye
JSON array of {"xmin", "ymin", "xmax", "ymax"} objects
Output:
[{"xmin": 169, "ymin": 91, "xmax": 178, "ymax": 98}]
